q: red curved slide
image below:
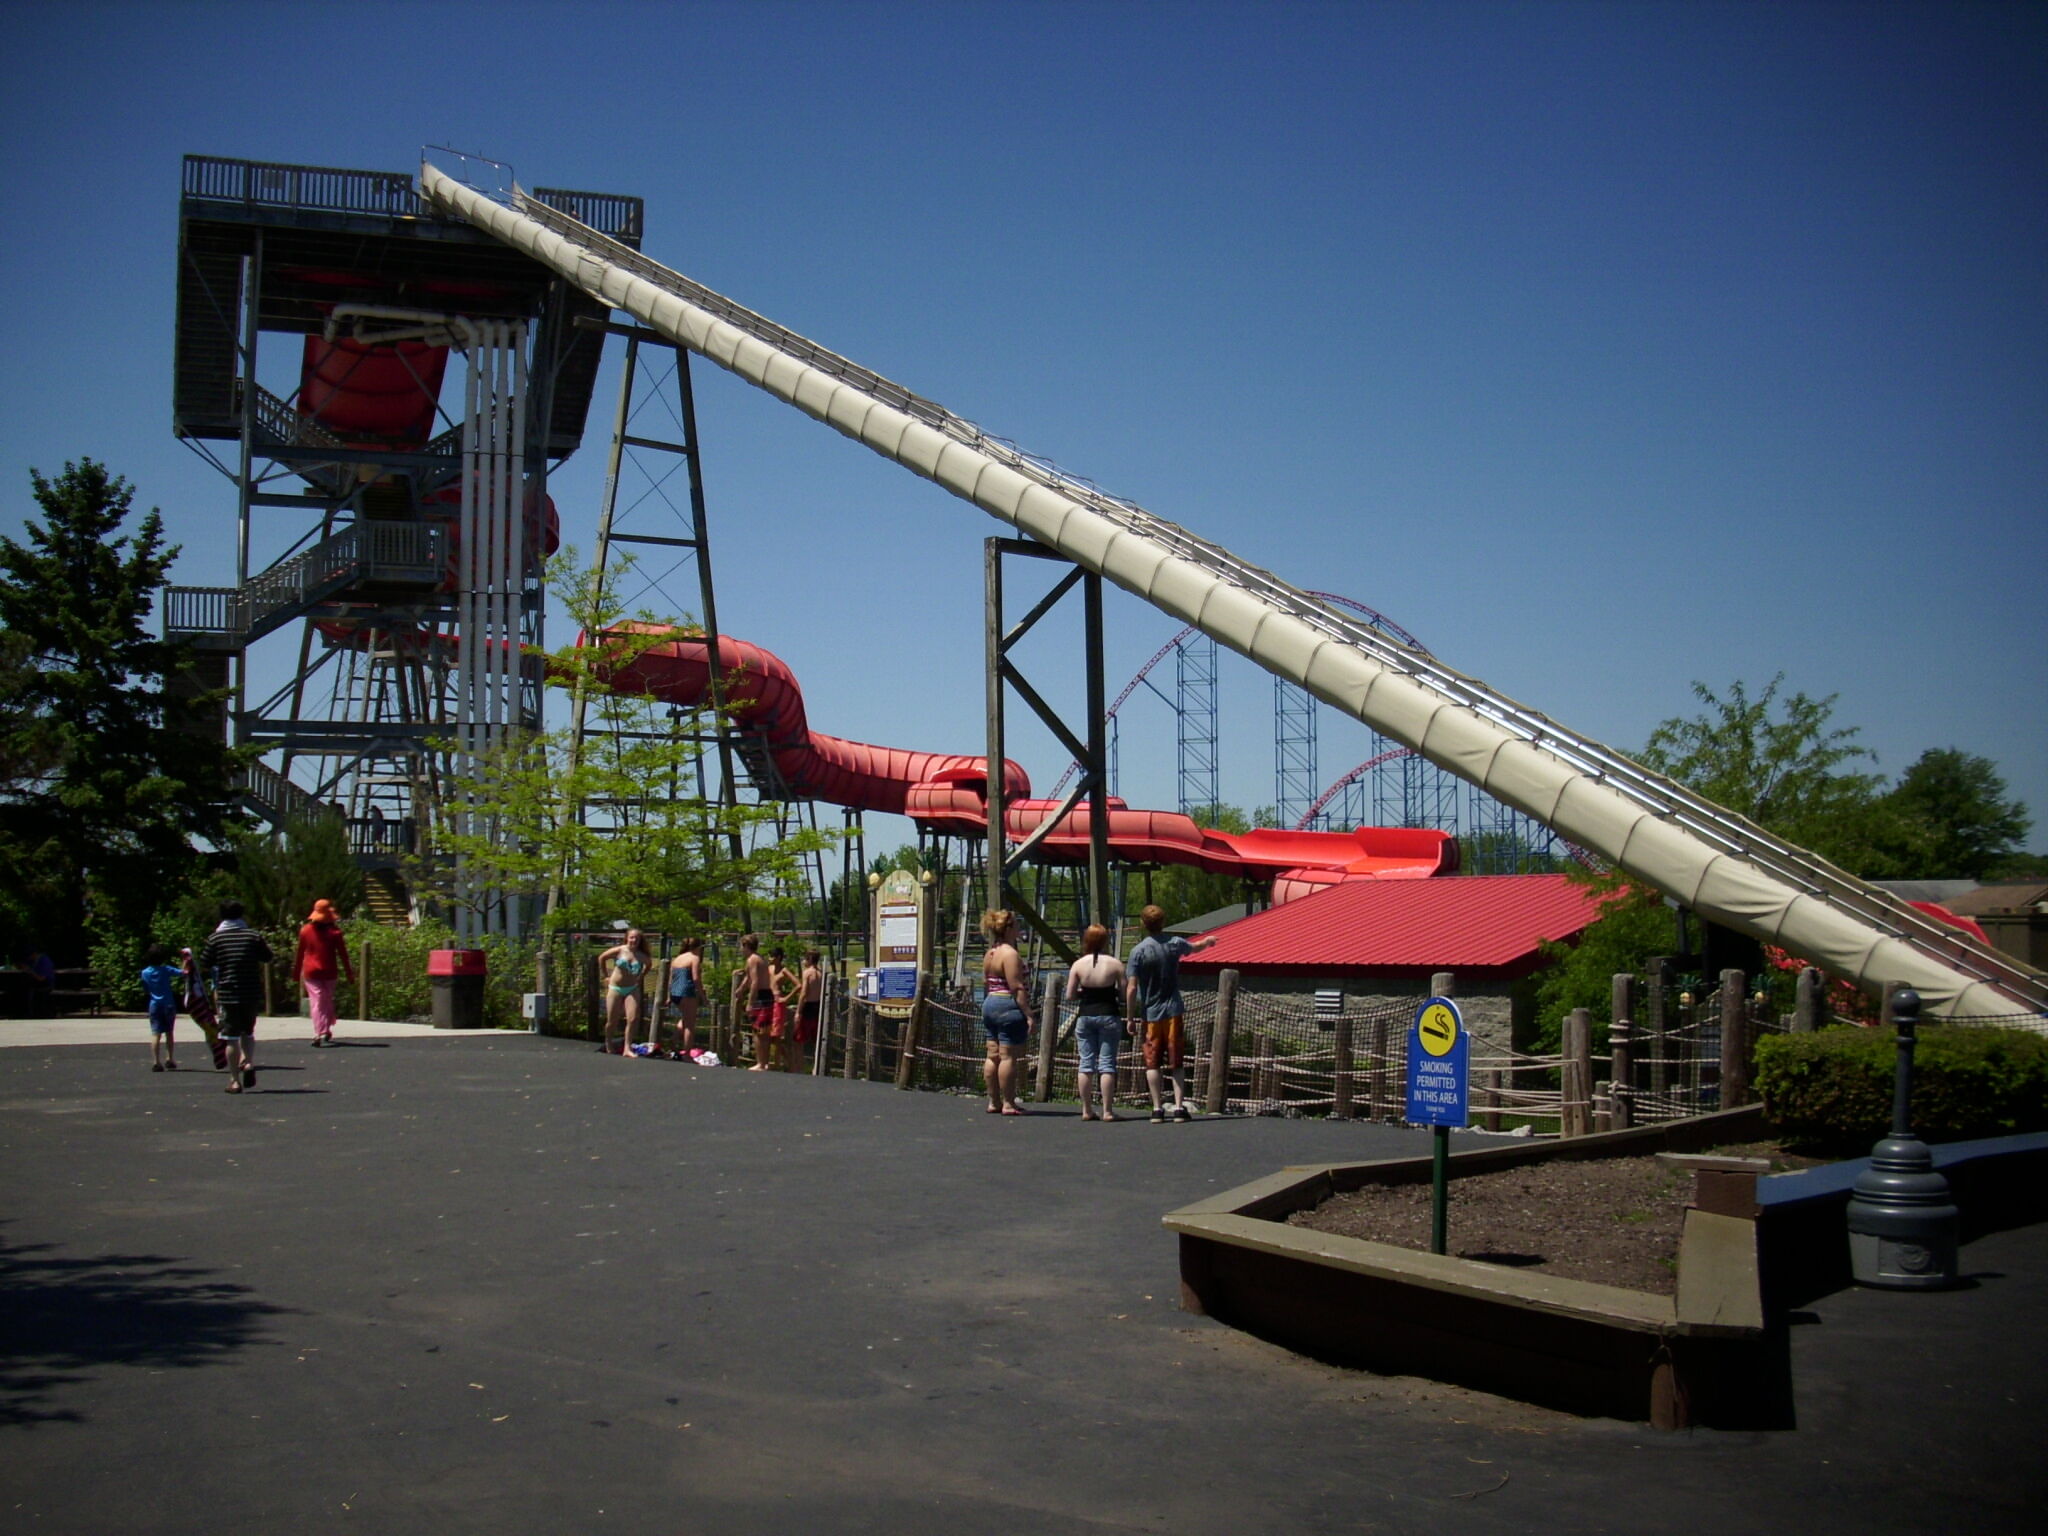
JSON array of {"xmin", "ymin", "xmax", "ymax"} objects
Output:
[{"xmin": 603, "ymin": 625, "xmax": 1453, "ymax": 900}]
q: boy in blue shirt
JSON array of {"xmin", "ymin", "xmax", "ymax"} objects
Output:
[{"xmin": 139, "ymin": 944, "xmax": 182, "ymax": 1072}]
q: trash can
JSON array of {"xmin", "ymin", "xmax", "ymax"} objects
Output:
[{"xmin": 429, "ymin": 948, "xmax": 486, "ymax": 1030}]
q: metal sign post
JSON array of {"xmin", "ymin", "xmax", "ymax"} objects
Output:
[{"xmin": 1405, "ymin": 996, "xmax": 1470, "ymax": 1255}]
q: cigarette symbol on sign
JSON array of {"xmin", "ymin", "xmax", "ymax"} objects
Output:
[{"xmin": 1418, "ymin": 1003, "xmax": 1459, "ymax": 1058}]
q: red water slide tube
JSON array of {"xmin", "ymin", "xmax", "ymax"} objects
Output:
[
  {"xmin": 602, "ymin": 625, "xmax": 1453, "ymax": 898},
  {"xmin": 300, "ymin": 335, "xmax": 450, "ymax": 446}
]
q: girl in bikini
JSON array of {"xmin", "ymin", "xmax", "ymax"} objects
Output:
[
  {"xmin": 599, "ymin": 928, "xmax": 652, "ymax": 1056},
  {"xmin": 980, "ymin": 909, "xmax": 1030, "ymax": 1115},
  {"xmin": 664, "ymin": 937, "xmax": 702, "ymax": 1059}
]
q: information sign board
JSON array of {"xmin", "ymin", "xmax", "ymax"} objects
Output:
[
  {"xmin": 871, "ymin": 869, "xmax": 927, "ymax": 1019},
  {"xmin": 1404, "ymin": 995, "xmax": 1469, "ymax": 1128}
]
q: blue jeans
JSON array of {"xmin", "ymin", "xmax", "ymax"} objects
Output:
[{"xmin": 1076, "ymin": 1015, "xmax": 1121, "ymax": 1076}]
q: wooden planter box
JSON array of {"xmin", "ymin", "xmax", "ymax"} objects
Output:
[{"xmin": 1163, "ymin": 1107, "xmax": 1791, "ymax": 1429}]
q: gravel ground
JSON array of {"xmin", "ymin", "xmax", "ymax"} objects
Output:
[{"xmin": 1287, "ymin": 1142, "xmax": 1822, "ymax": 1294}]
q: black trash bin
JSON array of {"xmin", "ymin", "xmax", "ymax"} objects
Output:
[{"xmin": 429, "ymin": 948, "xmax": 486, "ymax": 1029}]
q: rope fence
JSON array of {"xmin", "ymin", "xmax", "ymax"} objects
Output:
[{"xmin": 552, "ymin": 955, "xmax": 2015, "ymax": 1138}]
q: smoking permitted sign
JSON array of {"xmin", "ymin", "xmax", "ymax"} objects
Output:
[{"xmin": 1405, "ymin": 995, "xmax": 1469, "ymax": 1127}]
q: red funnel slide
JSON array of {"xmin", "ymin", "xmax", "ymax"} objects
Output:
[{"xmin": 604, "ymin": 625, "xmax": 1453, "ymax": 901}]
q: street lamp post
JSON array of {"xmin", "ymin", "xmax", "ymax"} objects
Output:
[{"xmin": 1844, "ymin": 989, "xmax": 1959, "ymax": 1289}]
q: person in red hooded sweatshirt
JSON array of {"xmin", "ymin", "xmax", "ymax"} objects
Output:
[{"xmin": 294, "ymin": 899, "xmax": 355, "ymax": 1048}]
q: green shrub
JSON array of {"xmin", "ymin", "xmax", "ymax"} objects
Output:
[
  {"xmin": 1755, "ymin": 1024, "xmax": 2048, "ymax": 1154},
  {"xmin": 310, "ymin": 921, "xmax": 536, "ymax": 1029}
]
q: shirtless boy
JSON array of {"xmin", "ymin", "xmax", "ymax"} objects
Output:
[
  {"xmin": 740, "ymin": 935, "xmax": 775, "ymax": 1071},
  {"xmin": 792, "ymin": 949, "xmax": 825, "ymax": 1072},
  {"xmin": 767, "ymin": 946, "xmax": 800, "ymax": 1072}
]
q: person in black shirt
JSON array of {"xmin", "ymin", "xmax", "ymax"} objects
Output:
[
  {"xmin": 1065, "ymin": 924, "xmax": 1126, "ymax": 1122},
  {"xmin": 200, "ymin": 901, "xmax": 274, "ymax": 1094}
]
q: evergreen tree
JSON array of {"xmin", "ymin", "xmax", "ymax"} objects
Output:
[
  {"xmin": 0, "ymin": 461, "xmax": 242, "ymax": 952},
  {"xmin": 233, "ymin": 812, "xmax": 366, "ymax": 931}
]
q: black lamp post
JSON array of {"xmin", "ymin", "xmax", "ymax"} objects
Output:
[{"xmin": 1844, "ymin": 989, "xmax": 1959, "ymax": 1289}]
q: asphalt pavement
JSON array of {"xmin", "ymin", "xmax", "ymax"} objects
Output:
[{"xmin": 2, "ymin": 1026, "xmax": 2040, "ymax": 1534}]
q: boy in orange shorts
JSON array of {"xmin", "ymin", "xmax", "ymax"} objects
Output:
[{"xmin": 1124, "ymin": 904, "xmax": 1216, "ymax": 1123}]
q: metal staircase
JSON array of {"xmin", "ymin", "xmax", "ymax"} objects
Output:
[{"xmin": 166, "ymin": 523, "xmax": 446, "ymax": 650}]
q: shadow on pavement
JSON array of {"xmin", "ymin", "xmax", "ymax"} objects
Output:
[{"xmin": 0, "ymin": 1224, "xmax": 295, "ymax": 1426}]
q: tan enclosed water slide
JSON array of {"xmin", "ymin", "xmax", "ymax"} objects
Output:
[{"xmin": 420, "ymin": 163, "xmax": 2043, "ymax": 1022}]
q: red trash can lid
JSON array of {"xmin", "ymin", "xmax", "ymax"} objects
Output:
[{"xmin": 427, "ymin": 948, "xmax": 487, "ymax": 976}]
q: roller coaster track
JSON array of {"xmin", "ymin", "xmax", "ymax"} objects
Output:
[
  {"xmin": 1051, "ymin": 594, "xmax": 1419, "ymax": 804},
  {"xmin": 419, "ymin": 164, "xmax": 2046, "ymax": 1020}
]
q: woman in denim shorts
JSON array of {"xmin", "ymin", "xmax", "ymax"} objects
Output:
[
  {"xmin": 980, "ymin": 910, "xmax": 1030, "ymax": 1115},
  {"xmin": 1064, "ymin": 924, "xmax": 1126, "ymax": 1122}
]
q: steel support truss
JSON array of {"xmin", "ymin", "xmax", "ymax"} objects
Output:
[{"xmin": 984, "ymin": 537, "xmax": 1108, "ymax": 969}]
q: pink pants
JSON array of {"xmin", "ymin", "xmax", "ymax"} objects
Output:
[{"xmin": 305, "ymin": 976, "xmax": 338, "ymax": 1039}]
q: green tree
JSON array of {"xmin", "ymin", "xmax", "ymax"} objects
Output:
[
  {"xmin": 412, "ymin": 553, "xmax": 834, "ymax": 941},
  {"xmin": 1638, "ymin": 673, "xmax": 1883, "ymax": 863},
  {"xmin": 233, "ymin": 812, "xmax": 366, "ymax": 930},
  {"xmin": 1984, "ymin": 851, "xmax": 2048, "ymax": 882},
  {"xmin": 1868, "ymin": 749, "xmax": 2030, "ymax": 880},
  {"xmin": 1536, "ymin": 674, "xmax": 1879, "ymax": 1044},
  {"xmin": 1529, "ymin": 873, "xmax": 1673, "ymax": 1052},
  {"xmin": 0, "ymin": 461, "xmax": 243, "ymax": 953}
]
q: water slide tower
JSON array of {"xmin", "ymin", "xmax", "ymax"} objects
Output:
[{"xmin": 165, "ymin": 155, "xmax": 642, "ymax": 936}]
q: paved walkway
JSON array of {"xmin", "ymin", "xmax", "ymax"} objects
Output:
[
  {"xmin": 1, "ymin": 1035, "xmax": 2040, "ymax": 1534},
  {"xmin": 0, "ymin": 1013, "xmax": 499, "ymax": 1049}
]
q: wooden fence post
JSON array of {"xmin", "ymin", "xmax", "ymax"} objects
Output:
[
  {"xmin": 1204, "ymin": 969, "xmax": 1238, "ymax": 1115},
  {"xmin": 1480, "ymin": 1066, "xmax": 1501, "ymax": 1132},
  {"xmin": 896, "ymin": 992, "xmax": 925, "ymax": 1089},
  {"xmin": 1332, "ymin": 1009, "xmax": 1354, "ymax": 1120},
  {"xmin": 842, "ymin": 1000, "xmax": 859, "ymax": 1079},
  {"xmin": 1719, "ymin": 968, "xmax": 1749, "ymax": 1108},
  {"xmin": 1609, "ymin": 972, "xmax": 1635, "ymax": 1131},
  {"xmin": 1793, "ymin": 966, "xmax": 1823, "ymax": 1033},
  {"xmin": 1563, "ymin": 1007, "xmax": 1593, "ymax": 1138},
  {"xmin": 1251, "ymin": 1031, "xmax": 1271, "ymax": 1113},
  {"xmin": 1368, "ymin": 1011, "xmax": 1390, "ymax": 1121},
  {"xmin": 358, "ymin": 939, "xmax": 371, "ymax": 1022},
  {"xmin": 1034, "ymin": 974, "xmax": 1060, "ymax": 1102},
  {"xmin": 1646, "ymin": 958, "xmax": 1671, "ymax": 1104}
]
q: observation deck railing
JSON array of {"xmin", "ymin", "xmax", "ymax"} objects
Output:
[
  {"xmin": 183, "ymin": 155, "xmax": 426, "ymax": 218},
  {"xmin": 182, "ymin": 156, "xmax": 645, "ymax": 244}
]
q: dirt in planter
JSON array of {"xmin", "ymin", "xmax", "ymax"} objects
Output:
[{"xmin": 1285, "ymin": 1142, "xmax": 1823, "ymax": 1296}]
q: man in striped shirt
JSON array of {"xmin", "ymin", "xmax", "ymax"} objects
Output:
[{"xmin": 200, "ymin": 901, "xmax": 273, "ymax": 1094}]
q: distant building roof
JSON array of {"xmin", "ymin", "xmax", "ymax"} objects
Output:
[
  {"xmin": 1873, "ymin": 879, "xmax": 1981, "ymax": 906},
  {"xmin": 1944, "ymin": 883, "xmax": 2048, "ymax": 917},
  {"xmin": 1180, "ymin": 874, "xmax": 1610, "ymax": 980},
  {"xmin": 1169, "ymin": 904, "xmax": 1247, "ymax": 934}
]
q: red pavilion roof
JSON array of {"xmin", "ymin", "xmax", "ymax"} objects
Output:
[{"xmin": 1179, "ymin": 874, "xmax": 1612, "ymax": 979}]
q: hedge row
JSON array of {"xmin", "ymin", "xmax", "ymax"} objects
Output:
[{"xmin": 1753, "ymin": 1025, "xmax": 2048, "ymax": 1154}]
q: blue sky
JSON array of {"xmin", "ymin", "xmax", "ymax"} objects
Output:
[{"xmin": 3, "ymin": 0, "xmax": 2043, "ymax": 856}]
